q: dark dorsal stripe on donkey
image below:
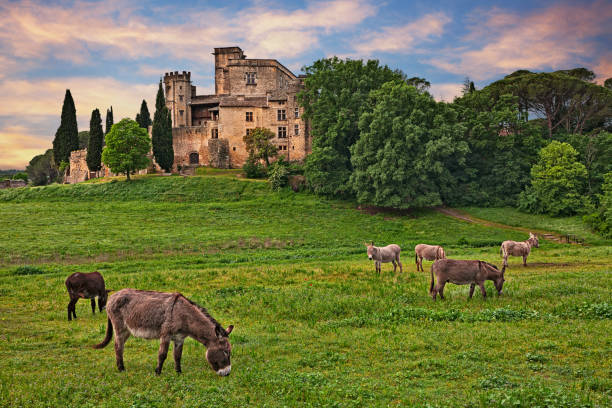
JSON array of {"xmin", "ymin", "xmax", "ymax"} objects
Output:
[
  {"xmin": 365, "ymin": 242, "xmax": 402, "ymax": 280},
  {"xmin": 65, "ymin": 271, "xmax": 111, "ymax": 321},
  {"xmin": 93, "ymin": 289, "xmax": 234, "ymax": 376}
]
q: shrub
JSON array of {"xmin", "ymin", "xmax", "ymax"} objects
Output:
[
  {"xmin": 268, "ymin": 158, "xmax": 290, "ymax": 190},
  {"xmin": 13, "ymin": 266, "xmax": 46, "ymax": 275},
  {"xmin": 243, "ymin": 156, "xmax": 267, "ymax": 179},
  {"xmin": 584, "ymin": 172, "xmax": 612, "ymax": 237}
]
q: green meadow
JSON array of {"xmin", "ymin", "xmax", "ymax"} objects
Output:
[{"xmin": 0, "ymin": 175, "xmax": 610, "ymax": 407}]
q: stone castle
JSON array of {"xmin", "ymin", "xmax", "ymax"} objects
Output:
[{"xmin": 67, "ymin": 46, "xmax": 311, "ymax": 183}]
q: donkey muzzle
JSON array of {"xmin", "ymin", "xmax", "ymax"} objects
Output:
[
  {"xmin": 368, "ymin": 256, "xmax": 373, "ymax": 260},
  {"xmin": 216, "ymin": 365, "xmax": 231, "ymax": 376}
]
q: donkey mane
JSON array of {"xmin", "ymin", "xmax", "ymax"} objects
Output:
[{"xmin": 180, "ymin": 295, "xmax": 228, "ymax": 336}]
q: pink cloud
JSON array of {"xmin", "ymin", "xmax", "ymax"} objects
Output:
[{"xmin": 427, "ymin": 2, "xmax": 612, "ymax": 80}]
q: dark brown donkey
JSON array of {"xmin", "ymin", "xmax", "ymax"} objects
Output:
[
  {"xmin": 93, "ymin": 289, "xmax": 234, "ymax": 376},
  {"xmin": 430, "ymin": 259, "xmax": 506, "ymax": 301},
  {"xmin": 65, "ymin": 271, "xmax": 110, "ymax": 321}
]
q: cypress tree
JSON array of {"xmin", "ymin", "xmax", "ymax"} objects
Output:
[
  {"xmin": 86, "ymin": 108, "xmax": 104, "ymax": 172},
  {"xmin": 152, "ymin": 80, "xmax": 174, "ymax": 172},
  {"xmin": 105, "ymin": 106, "xmax": 114, "ymax": 134},
  {"xmin": 136, "ymin": 99, "xmax": 152, "ymax": 129},
  {"xmin": 52, "ymin": 89, "xmax": 79, "ymax": 165}
]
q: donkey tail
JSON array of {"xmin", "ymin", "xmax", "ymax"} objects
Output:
[
  {"xmin": 415, "ymin": 252, "xmax": 418, "ymax": 265},
  {"xmin": 429, "ymin": 263, "xmax": 435, "ymax": 294},
  {"xmin": 93, "ymin": 318, "xmax": 113, "ymax": 349}
]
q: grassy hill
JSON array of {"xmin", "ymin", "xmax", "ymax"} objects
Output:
[{"xmin": 0, "ymin": 175, "xmax": 610, "ymax": 407}]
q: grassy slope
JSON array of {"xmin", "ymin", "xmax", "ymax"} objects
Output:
[{"xmin": 0, "ymin": 176, "xmax": 610, "ymax": 407}]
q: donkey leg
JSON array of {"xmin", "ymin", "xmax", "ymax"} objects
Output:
[
  {"xmin": 397, "ymin": 256, "xmax": 403, "ymax": 273},
  {"xmin": 91, "ymin": 298, "xmax": 96, "ymax": 315},
  {"xmin": 155, "ymin": 337, "xmax": 170, "ymax": 375},
  {"xmin": 479, "ymin": 282, "xmax": 487, "ymax": 299},
  {"xmin": 67, "ymin": 298, "xmax": 75, "ymax": 321},
  {"xmin": 114, "ymin": 328, "xmax": 130, "ymax": 372},
  {"xmin": 438, "ymin": 283, "xmax": 445, "ymax": 300},
  {"xmin": 469, "ymin": 283, "xmax": 475, "ymax": 299},
  {"xmin": 523, "ymin": 255, "xmax": 527, "ymax": 267},
  {"xmin": 392, "ymin": 260, "xmax": 397, "ymax": 273},
  {"xmin": 173, "ymin": 339, "xmax": 184, "ymax": 373}
]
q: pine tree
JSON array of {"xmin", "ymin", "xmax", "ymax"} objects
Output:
[
  {"xmin": 52, "ymin": 89, "xmax": 79, "ymax": 166},
  {"xmin": 86, "ymin": 108, "xmax": 104, "ymax": 172},
  {"xmin": 135, "ymin": 99, "xmax": 152, "ymax": 129},
  {"xmin": 152, "ymin": 80, "xmax": 174, "ymax": 171},
  {"xmin": 105, "ymin": 106, "xmax": 114, "ymax": 134}
]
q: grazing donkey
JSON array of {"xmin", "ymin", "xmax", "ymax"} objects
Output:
[
  {"xmin": 65, "ymin": 271, "xmax": 110, "ymax": 321},
  {"xmin": 500, "ymin": 232, "xmax": 539, "ymax": 267},
  {"xmin": 94, "ymin": 289, "xmax": 234, "ymax": 376},
  {"xmin": 430, "ymin": 259, "xmax": 505, "ymax": 301},
  {"xmin": 414, "ymin": 244, "xmax": 446, "ymax": 272},
  {"xmin": 365, "ymin": 242, "xmax": 402, "ymax": 277}
]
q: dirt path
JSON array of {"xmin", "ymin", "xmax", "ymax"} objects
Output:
[{"xmin": 434, "ymin": 206, "xmax": 567, "ymax": 244}]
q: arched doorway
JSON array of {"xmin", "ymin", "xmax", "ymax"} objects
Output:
[{"xmin": 189, "ymin": 152, "xmax": 199, "ymax": 165}]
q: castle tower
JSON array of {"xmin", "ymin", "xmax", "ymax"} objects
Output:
[
  {"xmin": 163, "ymin": 71, "xmax": 192, "ymax": 127},
  {"xmin": 213, "ymin": 47, "xmax": 245, "ymax": 95}
]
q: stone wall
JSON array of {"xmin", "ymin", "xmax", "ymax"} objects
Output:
[
  {"xmin": 0, "ymin": 179, "xmax": 27, "ymax": 189},
  {"xmin": 208, "ymin": 138, "xmax": 230, "ymax": 168},
  {"xmin": 66, "ymin": 149, "xmax": 91, "ymax": 184}
]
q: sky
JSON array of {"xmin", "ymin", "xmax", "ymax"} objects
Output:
[{"xmin": 0, "ymin": 0, "xmax": 611, "ymax": 169}]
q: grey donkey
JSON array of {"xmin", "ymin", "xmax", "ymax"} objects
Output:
[
  {"xmin": 414, "ymin": 244, "xmax": 446, "ymax": 272},
  {"xmin": 365, "ymin": 242, "xmax": 402, "ymax": 280},
  {"xmin": 94, "ymin": 289, "xmax": 234, "ymax": 376},
  {"xmin": 500, "ymin": 232, "xmax": 539, "ymax": 267},
  {"xmin": 430, "ymin": 259, "xmax": 506, "ymax": 301}
]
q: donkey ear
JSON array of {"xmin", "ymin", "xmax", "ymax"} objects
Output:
[{"xmin": 226, "ymin": 325, "xmax": 234, "ymax": 335}]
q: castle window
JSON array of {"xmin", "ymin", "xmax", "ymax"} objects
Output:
[
  {"xmin": 294, "ymin": 107, "xmax": 299, "ymax": 118},
  {"xmin": 212, "ymin": 128, "xmax": 218, "ymax": 139},
  {"xmin": 278, "ymin": 126, "xmax": 287, "ymax": 138},
  {"xmin": 278, "ymin": 101, "xmax": 285, "ymax": 105},
  {"xmin": 277, "ymin": 109, "xmax": 286, "ymax": 121},
  {"xmin": 189, "ymin": 152, "xmax": 199, "ymax": 164},
  {"xmin": 179, "ymin": 95, "xmax": 183, "ymax": 102},
  {"xmin": 294, "ymin": 95, "xmax": 298, "ymax": 103},
  {"xmin": 179, "ymin": 86, "xmax": 182, "ymax": 90},
  {"xmin": 246, "ymin": 72, "xmax": 256, "ymax": 85},
  {"xmin": 246, "ymin": 112, "xmax": 253, "ymax": 122},
  {"xmin": 294, "ymin": 124, "xmax": 299, "ymax": 135},
  {"xmin": 233, "ymin": 147, "xmax": 236, "ymax": 151},
  {"xmin": 246, "ymin": 128, "xmax": 253, "ymax": 137},
  {"xmin": 179, "ymin": 110, "xmax": 184, "ymax": 117}
]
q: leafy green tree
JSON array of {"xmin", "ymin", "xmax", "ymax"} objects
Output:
[
  {"xmin": 584, "ymin": 172, "xmax": 612, "ymax": 237},
  {"xmin": 86, "ymin": 108, "xmax": 104, "ymax": 172},
  {"xmin": 78, "ymin": 131, "xmax": 90, "ymax": 149},
  {"xmin": 563, "ymin": 131, "xmax": 612, "ymax": 197},
  {"xmin": 135, "ymin": 99, "xmax": 152, "ymax": 129},
  {"xmin": 152, "ymin": 81, "xmax": 174, "ymax": 172},
  {"xmin": 26, "ymin": 149, "xmax": 58, "ymax": 186},
  {"xmin": 451, "ymin": 89, "xmax": 545, "ymax": 205},
  {"xmin": 11, "ymin": 172, "xmax": 28, "ymax": 182},
  {"xmin": 52, "ymin": 89, "xmax": 79, "ymax": 165},
  {"xmin": 518, "ymin": 141, "xmax": 591, "ymax": 216},
  {"xmin": 243, "ymin": 127, "xmax": 277, "ymax": 166},
  {"xmin": 350, "ymin": 81, "xmax": 469, "ymax": 208},
  {"xmin": 604, "ymin": 78, "xmax": 612, "ymax": 90},
  {"xmin": 101, "ymin": 118, "xmax": 151, "ymax": 181},
  {"xmin": 301, "ymin": 57, "xmax": 405, "ymax": 196},
  {"xmin": 105, "ymin": 106, "xmax": 114, "ymax": 135},
  {"xmin": 406, "ymin": 77, "xmax": 431, "ymax": 92}
]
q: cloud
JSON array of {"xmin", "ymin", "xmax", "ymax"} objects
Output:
[
  {"xmin": 429, "ymin": 83, "xmax": 462, "ymax": 102},
  {"xmin": 593, "ymin": 55, "xmax": 612, "ymax": 84},
  {"xmin": 354, "ymin": 12, "xmax": 451, "ymax": 55},
  {"xmin": 427, "ymin": 2, "xmax": 612, "ymax": 80}
]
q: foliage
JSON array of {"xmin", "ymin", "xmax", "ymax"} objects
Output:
[
  {"xmin": 52, "ymin": 89, "xmax": 79, "ymax": 165},
  {"xmin": 583, "ymin": 172, "xmax": 612, "ymax": 237},
  {"xmin": 135, "ymin": 99, "xmax": 152, "ymax": 129},
  {"xmin": 101, "ymin": 119, "xmax": 151, "ymax": 181},
  {"xmin": 11, "ymin": 172, "xmax": 28, "ymax": 182},
  {"xmin": 12, "ymin": 265, "xmax": 46, "ymax": 275},
  {"xmin": 77, "ymin": 131, "xmax": 90, "ymax": 149},
  {"xmin": 242, "ymin": 127, "xmax": 277, "ymax": 166},
  {"xmin": 25, "ymin": 149, "xmax": 57, "ymax": 186},
  {"xmin": 152, "ymin": 81, "xmax": 174, "ymax": 172},
  {"xmin": 560, "ymin": 131, "xmax": 612, "ymax": 197},
  {"xmin": 242, "ymin": 155, "xmax": 267, "ymax": 179},
  {"xmin": 518, "ymin": 141, "xmax": 591, "ymax": 216},
  {"xmin": 86, "ymin": 108, "xmax": 104, "ymax": 172},
  {"xmin": 451, "ymin": 90, "xmax": 545, "ymax": 206},
  {"xmin": 105, "ymin": 106, "xmax": 114, "ymax": 135},
  {"xmin": 350, "ymin": 81, "xmax": 469, "ymax": 208},
  {"xmin": 406, "ymin": 76, "xmax": 430, "ymax": 92},
  {"xmin": 604, "ymin": 78, "xmax": 612, "ymax": 90},
  {"xmin": 267, "ymin": 157, "xmax": 290, "ymax": 190},
  {"xmin": 301, "ymin": 57, "xmax": 405, "ymax": 196}
]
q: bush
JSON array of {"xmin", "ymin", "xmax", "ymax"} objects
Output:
[
  {"xmin": 584, "ymin": 172, "xmax": 612, "ymax": 237},
  {"xmin": 243, "ymin": 156, "xmax": 267, "ymax": 179},
  {"xmin": 11, "ymin": 172, "xmax": 28, "ymax": 182},
  {"xmin": 268, "ymin": 158, "xmax": 290, "ymax": 190},
  {"xmin": 13, "ymin": 266, "xmax": 46, "ymax": 275}
]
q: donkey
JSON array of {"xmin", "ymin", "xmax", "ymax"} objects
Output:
[
  {"xmin": 65, "ymin": 271, "xmax": 110, "ymax": 321},
  {"xmin": 500, "ymin": 232, "xmax": 539, "ymax": 267},
  {"xmin": 365, "ymin": 242, "xmax": 402, "ymax": 278},
  {"xmin": 93, "ymin": 289, "xmax": 234, "ymax": 376},
  {"xmin": 430, "ymin": 259, "xmax": 505, "ymax": 301},
  {"xmin": 414, "ymin": 244, "xmax": 446, "ymax": 272}
]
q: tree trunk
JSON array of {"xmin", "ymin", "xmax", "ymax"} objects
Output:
[{"xmin": 126, "ymin": 170, "xmax": 131, "ymax": 181}]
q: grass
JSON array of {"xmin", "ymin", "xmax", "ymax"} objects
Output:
[{"xmin": 0, "ymin": 176, "xmax": 610, "ymax": 407}]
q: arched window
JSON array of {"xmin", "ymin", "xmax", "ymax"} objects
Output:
[{"xmin": 189, "ymin": 152, "xmax": 199, "ymax": 164}]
